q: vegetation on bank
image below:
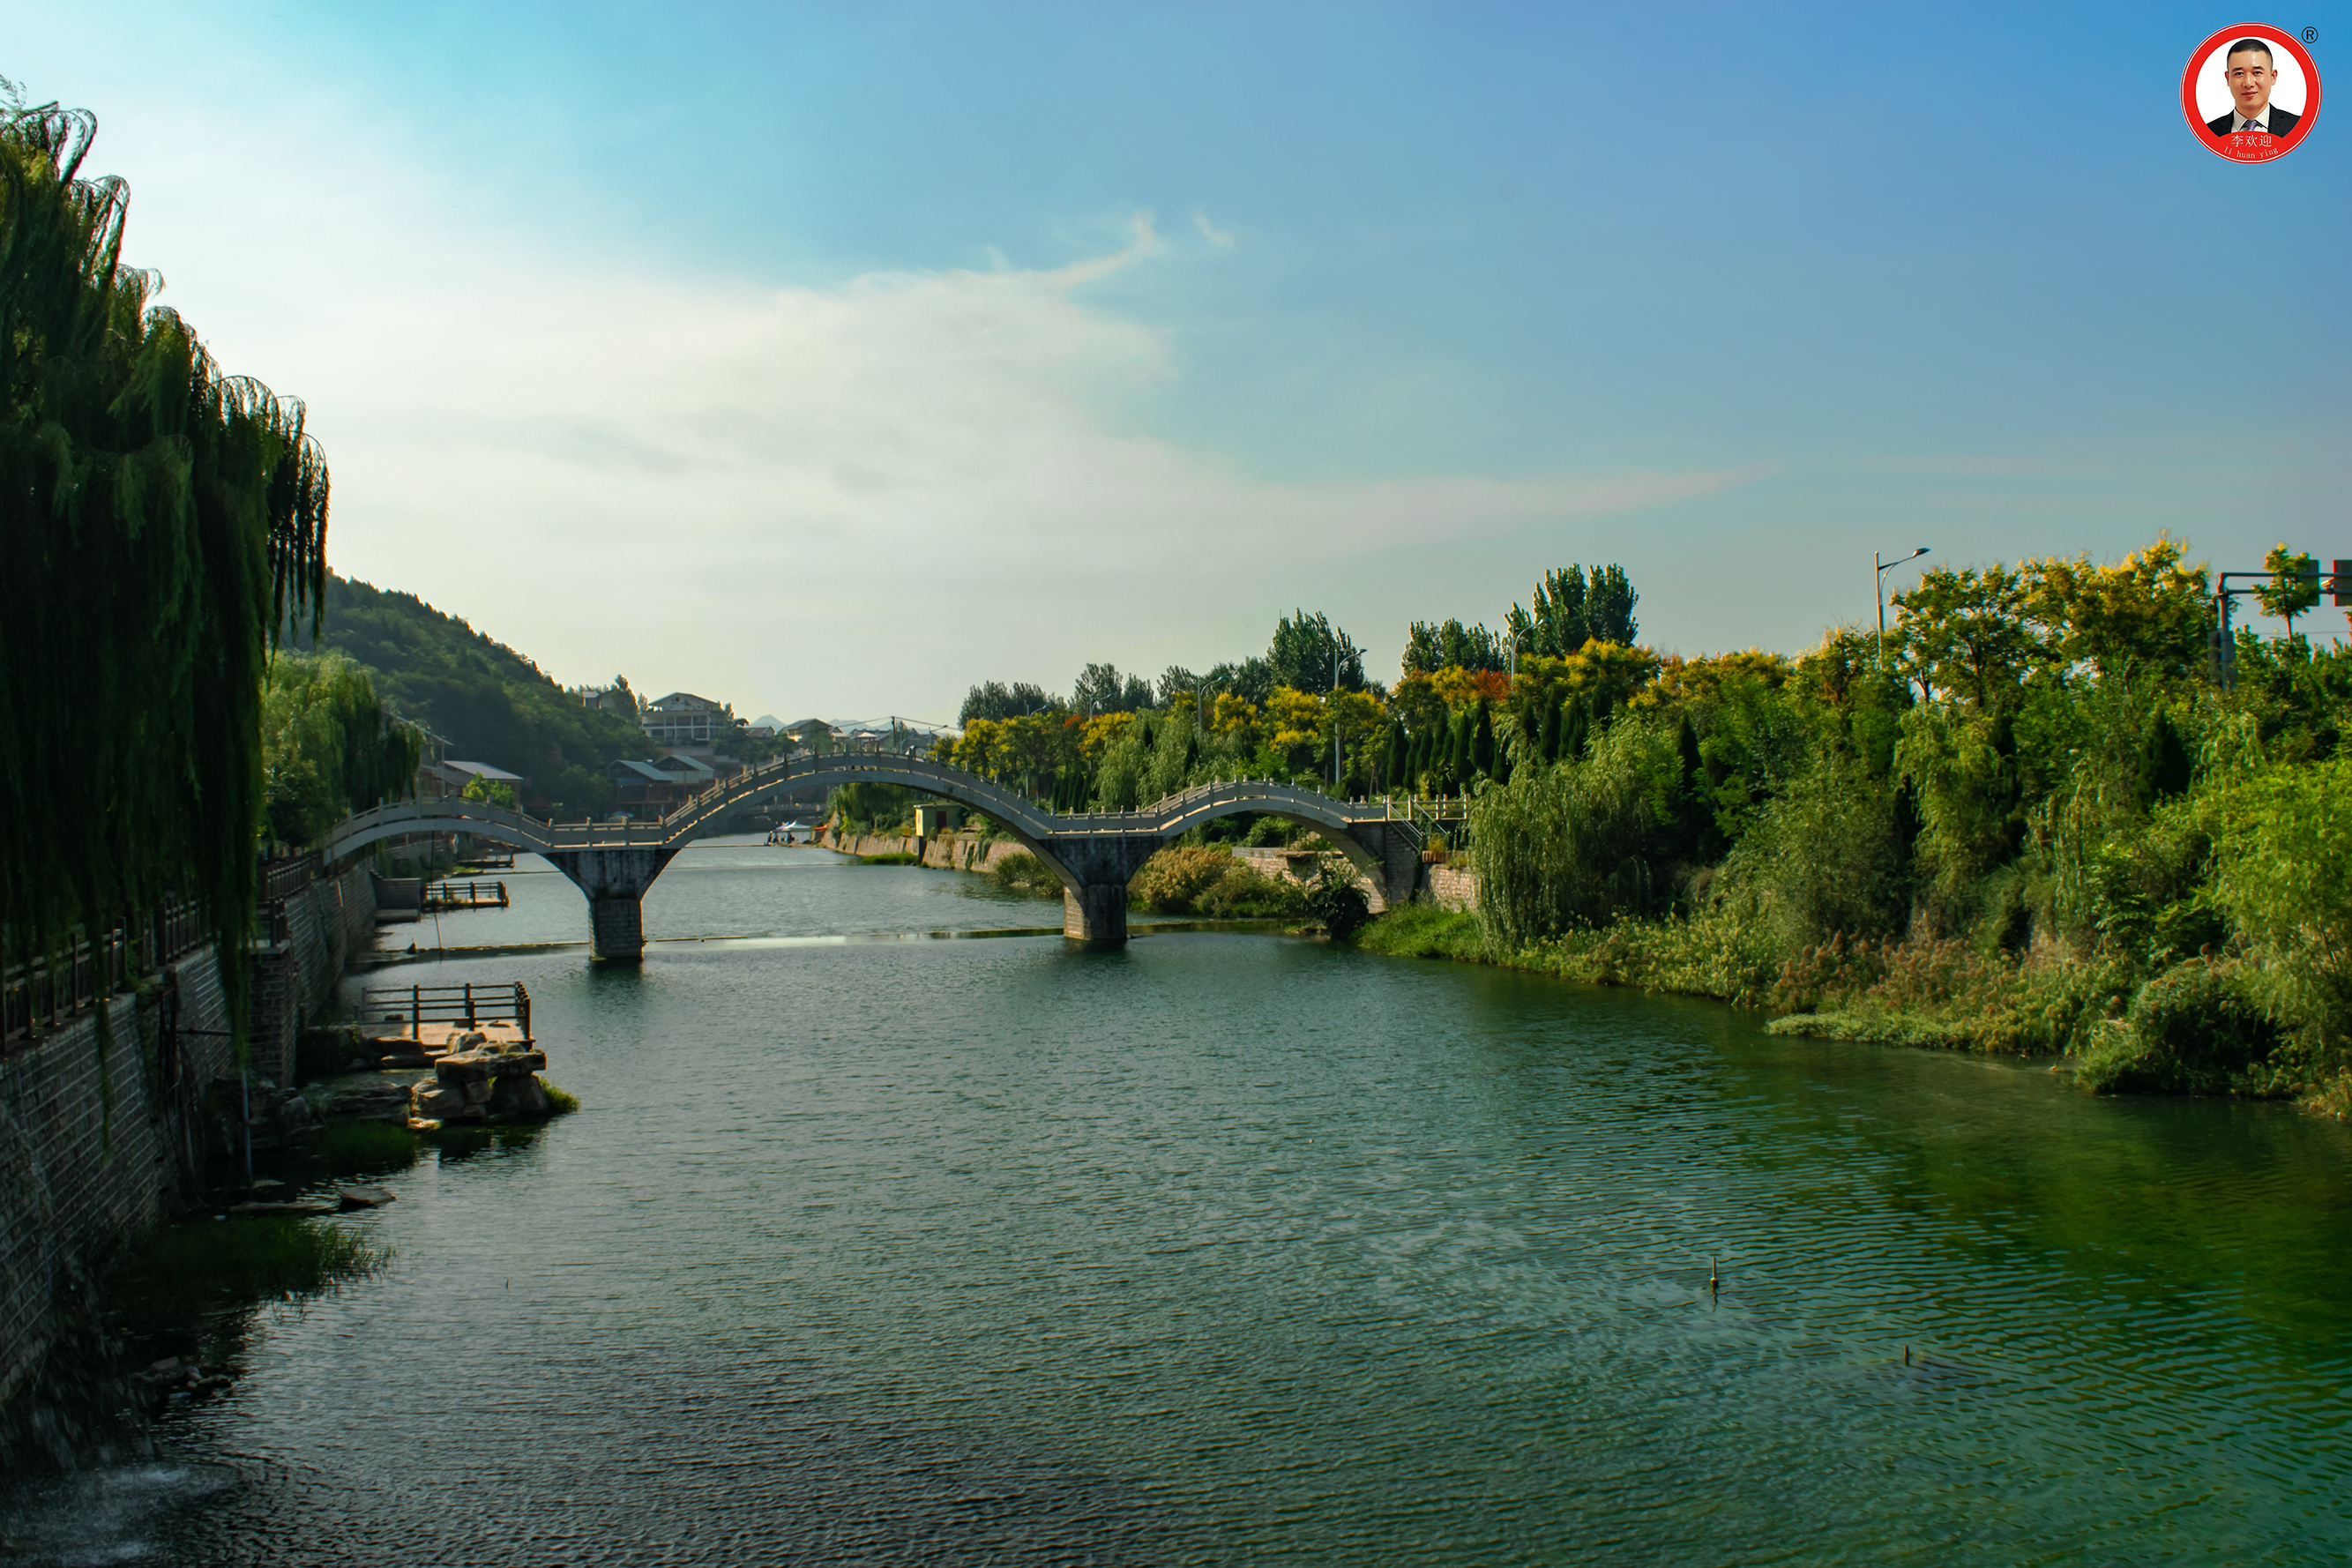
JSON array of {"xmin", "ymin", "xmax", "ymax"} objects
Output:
[
  {"xmin": 101, "ymin": 1216, "xmax": 388, "ymax": 1345},
  {"xmin": 1348, "ymin": 539, "xmax": 2350, "ymax": 1109}
]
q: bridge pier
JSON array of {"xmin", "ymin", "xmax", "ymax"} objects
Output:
[
  {"xmin": 1063, "ymin": 885, "xmax": 1129, "ymax": 944},
  {"xmin": 588, "ymin": 896, "xmax": 647, "ymax": 961},
  {"xmin": 542, "ymin": 847, "xmax": 678, "ymax": 963}
]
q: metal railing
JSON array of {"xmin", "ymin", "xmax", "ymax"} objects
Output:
[
  {"xmin": 422, "ymin": 880, "xmax": 510, "ymax": 911},
  {"xmin": 331, "ymin": 750, "xmax": 1486, "ymax": 860},
  {"xmin": 359, "ymin": 981, "xmax": 531, "ymax": 1041}
]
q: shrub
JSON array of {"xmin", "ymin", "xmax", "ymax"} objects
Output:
[
  {"xmin": 2207, "ymin": 756, "xmax": 2352, "ymax": 1062},
  {"xmin": 295, "ymin": 1025, "xmax": 364, "ymax": 1084},
  {"xmin": 1303, "ymin": 862, "xmax": 1371, "ymax": 939},
  {"xmin": 990, "ymin": 852, "xmax": 1064, "ymax": 896},
  {"xmin": 1128, "ymin": 846, "xmax": 1305, "ymax": 917},
  {"xmin": 1721, "ymin": 757, "xmax": 1913, "ymax": 956},
  {"xmin": 2077, "ymin": 959, "xmax": 2281, "ymax": 1094},
  {"xmin": 541, "ymin": 1081, "xmax": 580, "ymax": 1115}
]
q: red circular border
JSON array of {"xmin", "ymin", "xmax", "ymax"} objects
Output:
[{"xmin": 2183, "ymin": 23, "xmax": 2323, "ymax": 161}]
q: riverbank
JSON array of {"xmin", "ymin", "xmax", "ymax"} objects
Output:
[{"xmin": 1351, "ymin": 903, "xmax": 2352, "ymax": 1115}]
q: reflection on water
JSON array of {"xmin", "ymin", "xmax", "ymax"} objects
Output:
[{"xmin": 9, "ymin": 839, "xmax": 2351, "ymax": 1564}]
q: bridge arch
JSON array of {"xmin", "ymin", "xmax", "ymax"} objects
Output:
[
  {"xmin": 673, "ymin": 755, "xmax": 1086, "ymax": 895},
  {"xmin": 325, "ymin": 801, "xmax": 556, "ymax": 862}
]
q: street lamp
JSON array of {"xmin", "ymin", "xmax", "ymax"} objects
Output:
[{"xmin": 1875, "ymin": 546, "xmax": 1930, "ymax": 668}]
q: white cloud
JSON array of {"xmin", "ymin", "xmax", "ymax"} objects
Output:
[
  {"xmin": 1192, "ymin": 207, "xmax": 1238, "ymax": 247},
  {"xmin": 93, "ymin": 93, "xmax": 1760, "ymax": 721}
]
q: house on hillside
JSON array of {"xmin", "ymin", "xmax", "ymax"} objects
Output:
[
  {"xmin": 642, "ymin": 691, "xmax": 730, "ymax": 752},
  {"xmin": 608, "ymin": 759, "xmax": 680, "ymax": 814},
  {"xmin": 432, "ymin": 759, "xmax": 526, "ymax": 798},
  {"xmin": 579, "ymin": 682, "xmax": 638, "ymax": 719}
]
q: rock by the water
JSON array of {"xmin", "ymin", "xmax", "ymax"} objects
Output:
[
  {"xmin": 327, "ymin": 1079, "xmax": 413, "ymax": 1122},
  {"xmin": 437, "ymin": 1048, "xmax": 548, "ymax": 1083},
  {"xmin": 409, "ymin": 1080, "xmax": 467, "ymax": 1117},
  {"xmin": 336, "ymin": 1185, "xmax": 397, "ymax": 1210},
  {"xmin": 228, "ymin": 1200, "xmax": 336, "ymax": 1217},
  {"xmin": 489, "ymin": 1076, "xmax": 549, "ymax": 1116}
]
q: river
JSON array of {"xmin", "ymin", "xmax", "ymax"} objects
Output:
[{"xmin": 8, "ymin": 838, "xmax": 2351, "ymax": 1563}]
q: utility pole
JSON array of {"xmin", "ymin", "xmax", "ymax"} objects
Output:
[{"xmin": 1876, "ymin": 546, "xmax": 1930, "ymax": 668}]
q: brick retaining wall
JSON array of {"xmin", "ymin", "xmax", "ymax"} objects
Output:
[
  {"xmin": 0, "ymin": 867, "xmax": 377, "ymax": 1409},
  {"xmin": 1427, "ymin": 863, "xmax": 1478, "ymax": 913}
]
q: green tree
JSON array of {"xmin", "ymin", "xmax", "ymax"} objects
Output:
[
  {"xmin": 2, "ymin": 99, "xmax": 329, "ymax": 1038},
  {"xmin": 262, "ymin": 653, "xmax": 420, "ymax": 846},
  {"xmin": 2254, "ymin": 544, "xmax": 2320, "ymax": 641},
  {"xmin": 1268, "ymin": 609, "xmax": 1366, "ymax": 694},
  {"xmin": 1893, "ymin": 564, "xmax": 2050, "ymax": 708}
]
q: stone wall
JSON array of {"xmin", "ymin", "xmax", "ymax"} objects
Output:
[
  {"xmin": 1427, "ymin": 862, "xmax": 1479, "ymax": 913},
  {"xmin": 815, "ymin": 829, "xmax": 1040, "ymax": 876},
  {"xmin": 0, "ymin": 866, "xmax": 377, "ymax": 1409}
]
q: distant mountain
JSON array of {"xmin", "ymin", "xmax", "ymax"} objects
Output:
[{"xmin": 285, "ymin": 573, "xmax": 649, "ymax": 818}]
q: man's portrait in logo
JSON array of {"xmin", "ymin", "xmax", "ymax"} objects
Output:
[{"xmin": 2182, "ymin": 25, "xmax": 2321, "ymax": 162}]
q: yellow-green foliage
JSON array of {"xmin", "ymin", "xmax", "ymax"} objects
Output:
[
  {"xmin": 542, "ymin": 1082, "xmax": 580, "ymax": 1115},
  {"xmin": 1128, "ymin": 847, "xmax": 1306, "ymax": 918},
  {"xmin": 990, "ymin": 852, "xmax": 1064, "ymax": 896}
]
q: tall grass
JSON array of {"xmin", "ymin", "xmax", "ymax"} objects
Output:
[
  {"xmin": 103, "ymin": 1218, "xmax": 388, "ymax": 1340},
  {"xmin": 304, "ymin": 1120, "xmax": 421, "ymax": 1175}
]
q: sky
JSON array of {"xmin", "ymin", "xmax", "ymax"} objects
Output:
[{"xmin": 11, "ymin": 2, "xmax": 2350, "ymax": 726}]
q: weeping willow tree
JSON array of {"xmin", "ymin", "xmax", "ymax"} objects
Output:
[
  {"xmin": 1469, "ymin": 718, "xmax": 1685, "ymax": 946},
  {"xmin": 262, "ymin": 653, "xmax": 421, "ymax": 847},
  {"xmin": 1, "ymin": 96, "xmax": 330, "ymax": 1042}
]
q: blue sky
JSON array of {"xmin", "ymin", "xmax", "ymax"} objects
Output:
[{"xmin": 11, "ymin": 3, "xmax": 2349, "ymax": 722}]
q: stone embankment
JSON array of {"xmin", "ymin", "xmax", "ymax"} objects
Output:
[
  {"xmin": 0, "ymin": 862, "xmax": 378, "ymax": 1410},
  {"xmin": 814, "ymin": 827, "xmax": 1039, "ymax": 874}
]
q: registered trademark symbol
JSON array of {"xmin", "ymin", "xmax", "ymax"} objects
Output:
[{"xmin": 2303, "ymin": 26, "xmax": 2318, "ymax": 43}]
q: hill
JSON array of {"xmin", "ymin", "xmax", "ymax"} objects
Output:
[{"xmin": 286, "ymin": 574, "xmax": 647, "ymax": 818}]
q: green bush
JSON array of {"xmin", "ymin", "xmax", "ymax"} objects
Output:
[
  {"xmin": 1303, "ymin": 862, "xmax": 1371, "ymax": 938},
  {"xmin": 990, "ymin": 852, "xmax": 1065, "ymax": 896},
  {"xmin": 2207, "ymin": 756, "xmax": 2352, "ymax": 1062},
  {"xmin": 541, "ymin": 1081, "xmax": 580, "ymax": 1115},
  {"xmin": 2077, "ymin": 960, "xmax": 2281, "ymax": 1094},
  {"xmin": 1128, "ymin": 846, "xmax": 1307, "ymax": 917},
  {"xmin": 1720, "ymin": 757, "xmax": 1914, "ymax": 954},
  {"xmin": 295, "ymin": 1025, "xmax": 364, "ymax": 1084}
]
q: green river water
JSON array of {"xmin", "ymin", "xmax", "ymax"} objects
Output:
[{"xmin": 7, "ymin": 839, "xmax": 2350, "ymax": 1563}]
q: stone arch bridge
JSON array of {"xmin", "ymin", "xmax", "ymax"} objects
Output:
[{"xmin": 325, "ymin": 748, "xmax": 1445, "ymax": 959}]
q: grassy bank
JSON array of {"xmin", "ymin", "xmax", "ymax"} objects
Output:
[
  {"xmin": 1349, "ymin": 904, "xmax": 2351, "ymax": 1113},
  {"xmin": 103, "ymin": 1216, "xmax": 389, "ymax": 1345}
]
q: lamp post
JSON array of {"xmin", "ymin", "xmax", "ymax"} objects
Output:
[
  {"xmin": 1331, "ymin": 643, "xmax": 1342, "ymax": 789},
  {"xmin": 1875, "ymin": 546, "xmax": 1930, "ymax": 669}
]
